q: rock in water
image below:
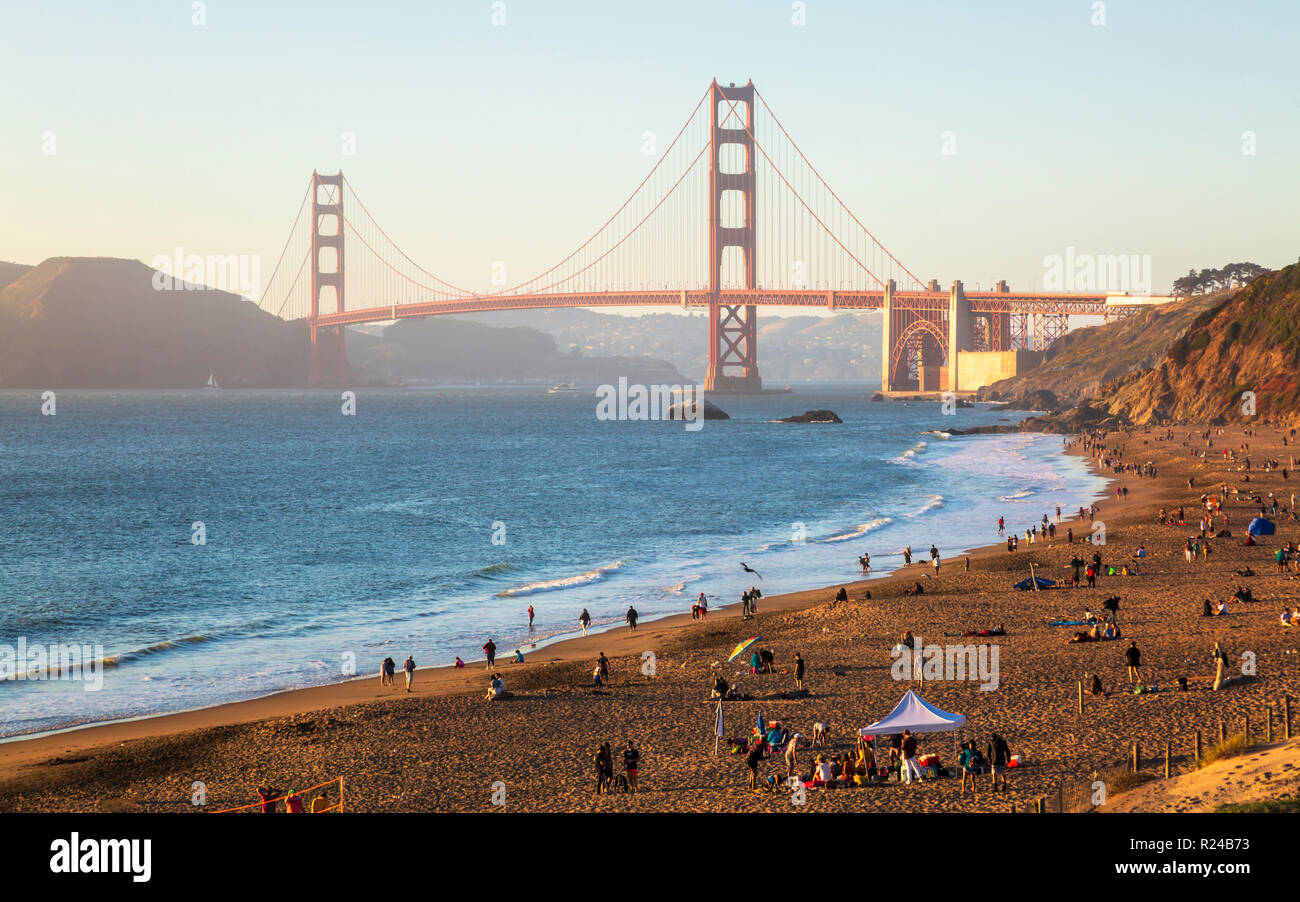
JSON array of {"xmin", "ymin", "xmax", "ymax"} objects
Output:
[
  {"xmin": 777, "ymin": 409, "xmax": 843, "ymax": 423},
  {"xmin": 665, "ymin": 399, "xmax": 730, "ymax": 420}
]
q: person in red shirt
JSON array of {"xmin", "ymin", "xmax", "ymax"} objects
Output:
[
  {"xmin": 257, "ymin": 785, "xmax": 278, "ymax": 814},
  {"xmin": 284, "ymin": 791, "xmax": 304, "ymax": 813}
]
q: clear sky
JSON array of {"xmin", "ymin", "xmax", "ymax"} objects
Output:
[{"xmin": 2, "ymin": 0, "xmax": 1298, "ymax": 299}]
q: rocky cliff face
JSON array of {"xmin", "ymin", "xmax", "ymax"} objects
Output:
[
  {"xmin": 978, "ymin": 293, "xmax": 1223, "ymax": 407},
  {"xmin": 1100, "ymin": 262, "xmax": 1300, "ymax": 426}
]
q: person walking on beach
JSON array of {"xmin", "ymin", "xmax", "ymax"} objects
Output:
[
  {"xmin": 1212, "ymin": 641, "xmax": 1230, "ymax": 691},
  {"xmin": 998, "ymin": 516, "xmax": 1004, "ymax": 537},
  {"xmin": 623, "ymin": 740, "xmax": 640, "ymax": 793},
  {"xmin": 626, "ymin": 605, "xmax": 639, "ymax": 631},
  {"xmin": 794, "ymin": 652, "xmax": 806, "ymax": 691},
  {"xmin": 579, "ymin": 608, "xmax": 591, "ymax": 636},
  {"xmin": 483, "ymin": 638, "xmax": 497, "ymax": 669},
  {"xmin": 528, "ymin": 605, "xmax": 534, "ymax": 630},
  {"xmin": 598, "ymin": 651, "xmax": 609, "ymax": 683},
  {"xmin": 749, "ymin": 586, "xmax": 761, "ymax": 613},
  {"xmin": 900, "ymin": 730, "xmax": 923, "ymax": 783},
  {"xmin": 745, "ymin": 739, "xmax": 765, "ymax": 790},
  {"xmin": 594, "ymin": 743, "xmax": 613, "ymax": 794},
  {"xmin": 403, "ymin": 655, "xmax": 416, "ymax": 692},
  {"xmin": 1124, "ymin": 640, "xmax": 1141, "ymax": 684},
  {"xmin": 987, "ymin": 732, "xmax": 1011, "ymax": 792},
  {"xmin": 380, "ymin": 656, "xmax": 395, "ymax": 687}
]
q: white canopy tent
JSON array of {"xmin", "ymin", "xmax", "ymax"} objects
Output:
[
  {"xmin": 859, "ymin": 689, "xmax": 967, "ymax": 735},
  {"xmin": 859, "ymin": 690, "xmax": 967, "ymax": 780}
]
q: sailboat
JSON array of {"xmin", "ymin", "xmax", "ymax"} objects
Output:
[{"xmin": 205, "ymin": 371, "xmax": 220, "ymax": 389}]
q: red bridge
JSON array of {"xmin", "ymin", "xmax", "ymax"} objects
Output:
[{"xmin": 260, "ymin": 81, "xmax": 1158, "ymax": 391}]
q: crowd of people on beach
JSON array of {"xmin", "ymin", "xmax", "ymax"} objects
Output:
[{"xmin": 732, "ymin": 719, "xmax": 1016, "ymax": 796}]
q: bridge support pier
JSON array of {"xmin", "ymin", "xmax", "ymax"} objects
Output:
[
  {"xmin": 947, "ymin": 280, "xmax": 970, "ymax": 392},
  {"xmin": 309, "ymin": 171, "xmax": 347, "ymax": 386},
  {"xmin": 704, "ymin": 80, "xmax": 762, "ymax": 392},
  {"xmin": 706, "ymin": 301, "xmax": 761, "ymax": 391}
]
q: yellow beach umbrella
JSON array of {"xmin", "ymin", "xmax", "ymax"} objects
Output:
[{"xmin": 728, "ymin": 635, "xmax": 761, "ymax": 662}]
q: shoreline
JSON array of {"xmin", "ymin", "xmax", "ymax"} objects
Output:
[
  {"xmin": 0, "ymin": 430, "xmax": 1111, "ymax": 778},
  {"xmin": 8, "ymin": 420, "xmax": 1300, "ymax": 812}
]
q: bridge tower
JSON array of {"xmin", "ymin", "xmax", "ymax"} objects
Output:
[
  {"xmin": 705, "ymin": 80, "xmax": 761, "ymax": 392},
  {"xmin": 309, "ymin": 171, "xmax": 347, "ymax": 385}
]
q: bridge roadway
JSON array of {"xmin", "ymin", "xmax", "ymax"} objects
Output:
[{"xmin": 308, "ymin": 288, "xmax": 1126, "ymax": 329}]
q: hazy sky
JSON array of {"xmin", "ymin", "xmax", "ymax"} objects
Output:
[{"xmin": 3, "ymin": 0, "xmax": 1298, "ymax": 301}]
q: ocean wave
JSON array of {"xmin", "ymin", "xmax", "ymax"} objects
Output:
[
  {"xmin": 1, "ymin": 633, "xmax": 217, "ymax": 682},
  {"xmin": 497, "ymin": 561, "xmax": 625, "ymax": 597},
  {"xmin": 912, "ymin": 495, "xmax": 944, "ymax": 516},
  {"xmin": 473, "ymin": 562, "xmax": 512, "ymax": 578},
  {"xmin": 663, "ymin": 574, "xmax": 703, "ymax": 593},
  {"xmin": 920, "ymin": 430, "xmax": 952, "ymax": 440},
  {"xmin": 891, "ymin": 440, "xmax": 927, "ymax": 463},
  {"xmin": 822, "ymin": 517, "xmax": 893, "ymax": 543},
  {"xmin": 999, "ymin": 489, "xmax": 1034, "ymax": 502}
]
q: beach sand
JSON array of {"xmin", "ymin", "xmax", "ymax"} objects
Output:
[{"xmin": 3, "ymin": 423, "xmax": 1299, "ymax": 813}]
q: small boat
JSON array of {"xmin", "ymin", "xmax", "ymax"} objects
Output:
[
  {"xmin": 205, "ymin": 371, "xmax": 220, "ymax": 389},
  {"xmin": 547, "ymin": 382, "xmax": 581, "ymax": 394}
]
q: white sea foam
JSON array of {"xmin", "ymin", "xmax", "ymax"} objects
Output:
[
  {"xmin": 912, "ymin": 495, "xmax": 944, "ymax": 516},
  {"xmin": 822, "ymin": 517, "xmax": 893, "ymax": 543},
  {"xmin": 497, "ymin": 561, "xmax": 625, "ymax": 597},
  {"xmin": 892, "ymin": 440, "xmax": 928, "ymax": 463}
]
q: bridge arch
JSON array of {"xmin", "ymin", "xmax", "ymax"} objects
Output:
[{"xmin": 888, "ymin": 317, "xmax": 949, "ymax": 390}]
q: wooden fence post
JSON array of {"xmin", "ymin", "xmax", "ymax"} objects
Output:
[
  {"xmin": 1164, "ymin": 742, "xmax": 1171, "ymax": 778},
  {"xmin": 1132, "ymin": 743, "xmax": 1140, "ymax": 773},
  {"xmin": 1194, "ymin": 730, "xmax": 1202, "ymax": 766},
  {"xmin": 1285, "ymin": 696, "xmax": 1292, "ymax": 740},
  {"xmin": 1267, "ymin": 706, "xmax": 1274, "ymax": 743},
  {"xmin": 1077, "ymin": 681, "xmax": 1083, "ymax": 715},
  {"xmin": 1219, "ymin": 721, "xmax": 1226, "ymax": 744},
  {"xmin": 1244, "ymin": 713, "xmax": 1250, "ymax": 746}
]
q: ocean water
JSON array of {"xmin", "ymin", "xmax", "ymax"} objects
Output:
[{"xmin": 0, "ymin": 386, "xmax": 1107, "ymax": 738}]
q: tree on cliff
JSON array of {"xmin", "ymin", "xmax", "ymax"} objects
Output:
[{"xmin": 1173, "ymin": 263, "xmax": 1269, "ymax": 296}]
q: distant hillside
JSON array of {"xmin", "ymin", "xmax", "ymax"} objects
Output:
[
  {"xmin": 0, "ymin": 257, "xmax": 316, "ymax": 388},
  {"xmin": 978, "ymin": 293, "xmax": 1223, "ymax": 407},
  {"xmin": 460, "ymin": 308, "xmax": 883, "ymax": 383},
  {"xmin": 347, "ymin": 317, "xmax": 688, "ymax": 385},
  {"xmin": 0, "ymin": 261, "xmax": 31, "ymax": 292},
  {"xmin": 1101, "ymin": 262, "xmax": 1300, "ymax": 426}
]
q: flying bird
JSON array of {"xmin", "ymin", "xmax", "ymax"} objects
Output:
[{"xmin": 740, "ymin": 562, "xmax": 763, "ymax": 580}]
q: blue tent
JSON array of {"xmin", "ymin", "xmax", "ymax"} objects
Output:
[
  {"xmin": 1248, "ymin": 517, "xmax": 1276, "ymax": 536},
  {"xmin": 1014, "ymin": 576, "xmax": 1056, "ymax": 590}
]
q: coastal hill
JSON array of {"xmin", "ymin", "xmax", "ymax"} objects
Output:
[
  {"xmin": 978, "ymin": 292, "xmax": 1223, "ymax": 407},
  {"xmin": 0, "ymin": 260, "xmax": 31, "ymax": 292},
  {"xmin": 346, "ymin": 316, "xmax": 689, "ymax": 385},
  {"xmin": 0, "ymin": 256, "xmax": 689, "ymax": 389},
  {"xmin": 0, "ymin": 257, "xmax": 313, "ymax": 388},
  {"xmin": 1101, "ymin": 261, "xmax": 1300, "ymax": 426}
]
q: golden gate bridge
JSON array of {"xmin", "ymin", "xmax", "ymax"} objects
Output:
[{"xmin": 258, "ymin": 80, "xmax": 1155, "ymax": 390}]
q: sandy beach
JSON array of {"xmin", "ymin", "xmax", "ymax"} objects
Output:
[{"xmin": 3, "ymin": 423, "xmax": 1299, "ymax": 813}]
